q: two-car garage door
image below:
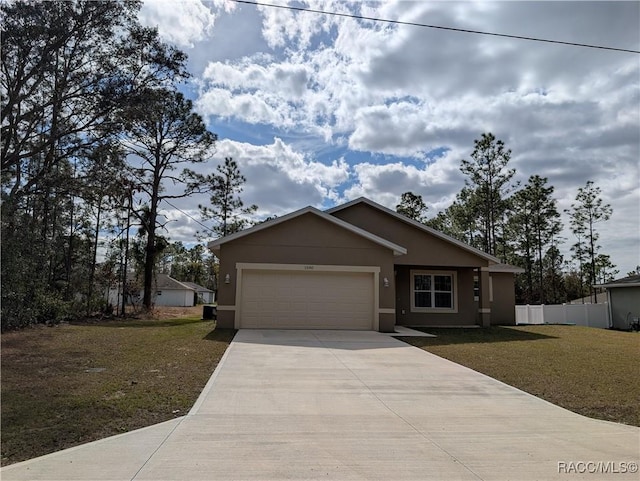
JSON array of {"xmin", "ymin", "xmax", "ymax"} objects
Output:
[{"xmin": 239, "ymin": 269, "xmax": 374, "ymax": 330}]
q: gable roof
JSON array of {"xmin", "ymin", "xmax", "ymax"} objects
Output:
[
  {"xmin": 208, "ymin": 206, "xmax": 407, "ymax": 256},
  {"xmin": 595, "ymin": 274, "xmax": 640, "ymax": 288},
  {"xmin": 568, "ymin": 292, "xmax": 608, "ymax": 304},
  {"xmin": 156, "ymin": 274, "xmax": 195, "ymax": 291},
  {"xmin": 326, "ymin": 197, "xmax": 501, "ymax": 264},
  {"xmin": 181, "ymin": 281, "xmax": 214, "ymax": 293}
]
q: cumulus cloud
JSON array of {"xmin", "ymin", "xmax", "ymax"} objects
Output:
[
  {"xmin": 140, "ymin": 0, "xmax": 219, "ymax": 48},
  {"xmin": 183, "ymin": 0, "xmax": 639, "ymax": 272},
  {"xmin": 194, "ymin": 138, "xmax": 351, "ymax": 216},
  {"xmin": 343, "ymin": 149, "xmax": 465, "ymax": 209}
]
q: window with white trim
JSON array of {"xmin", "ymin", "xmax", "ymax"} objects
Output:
[{"xmin": 411, "ymin": 270, "xmax": 457, "ymax": 312}]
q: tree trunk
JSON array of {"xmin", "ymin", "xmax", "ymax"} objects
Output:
[
  {"xmin": 121, "ymin": 197, "xmax": 131, "ymax": 317},
  {"xmin": 142, "ymin": 214, "xmax": 156, "ymax": 310},
  {"xmin": 143, "ymin": 173, "xmax": 161, "ymax": 310},
  {"xmin": 65, "ymin": 192, "xmax": 75, "ymax": 301},
  {"xmin": 589, "ymin": 219, "xmax": 597, "ymax": 304},
  {"xmin": 537, "ymin": 226, "xmax": 544, "ymax": 304},
  {"xmin": 87, "ymin": 197, "xmax": 102, "ymax": 313}
]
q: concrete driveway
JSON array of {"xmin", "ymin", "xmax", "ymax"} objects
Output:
[{"xmin": 3, "ymin": 329, "xmax": 639, "ymax": 480}]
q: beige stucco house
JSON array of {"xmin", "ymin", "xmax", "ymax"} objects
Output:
[{"xmin": 209, "ymin": 197, "xmax": 523, "ymax": 332}]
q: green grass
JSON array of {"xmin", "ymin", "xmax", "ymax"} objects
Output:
[
  {"xmin": 1, "ymin": 316, "xmax": 235, "ymax": 466},
  {"xmin": 399, "ymin": 325, "xmax": 640, "ymax": 426}
]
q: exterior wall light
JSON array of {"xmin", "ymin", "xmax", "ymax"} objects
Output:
[
  {"xmin": 383, "ymin": 277, "xmax": 389, "ymax": 288},
  {"xmin": 224, "ymin": 274, "xmax": 231, "ymax": 284}
]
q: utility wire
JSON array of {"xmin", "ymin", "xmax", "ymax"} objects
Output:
[
  {"xmin": 163, "ymin": 199, "xmax": 217, "ymax": 235},
  {"xmin": 231, "ymin": 0, "xmax": 640, "ymax": 54}
]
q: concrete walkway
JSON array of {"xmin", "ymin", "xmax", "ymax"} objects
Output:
[{"xmin": 3, "ymin": 329, "xmax": 639, "ymax": 480}]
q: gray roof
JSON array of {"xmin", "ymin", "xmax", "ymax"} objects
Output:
[
  {"xmin": 569, "ymin": 292, "xmax": 608, "ymax": 304},
  {"xmin": 181, "ymin": 281, "xmax": 213, "ymax": 293},
  {"xmin": 595, "ymin": 274, "xmax": 640, "ymax": 289},
  {"xmin": 155, "ymin": 274, "xmax": 195, "ymax": 291}
]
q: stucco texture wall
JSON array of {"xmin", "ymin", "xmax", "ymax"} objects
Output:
[
  {"xmin": 490, "ymin": 272, "xmax": 517, "ymax": 325},
  {"xmin": 332, "ymin": 203, "xmax": 489, "ymax": 268},
  {"xmin": 395, "ymin": 265, "xmax": 477, "ymax": 326},
  {"xmin": 215, "ymin": 213, "xmax": 396, "ymax": 330}
]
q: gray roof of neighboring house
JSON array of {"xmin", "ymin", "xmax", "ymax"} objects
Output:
[
  {"xmin": 595, "ymin": 274, "xmax": 640, "ymax": 289},
  {"xmin": 181, "ymin": 281, "xmax": 214, "ymax": 293},
  {"xmin": 569, "ymin": 292, "xmax": 608, "ymax": 304},
  {"xmin": 155, "ymin": 274, "xmax": 195, "ymax": 291}
]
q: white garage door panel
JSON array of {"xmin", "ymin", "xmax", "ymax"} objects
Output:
[{"xmin": 240, "ymin": 270, "xmax": 374, "ymax": 329}]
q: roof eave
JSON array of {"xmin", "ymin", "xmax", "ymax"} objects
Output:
[
  {"xmin": 207, "ymin": 205, "xmax": 407, "ymax": 256},
  {"xmin": 327, "ymin": 197, "xmax": 500, "ymax": 264}
]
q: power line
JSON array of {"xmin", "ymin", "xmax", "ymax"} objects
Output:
[
  {"xmin": 231, "ymin": 0, "xmax": 640, "ymax": 54},
  {"xmin": 162, "ymin": 199, "xmax": 217, "ymax": 235}
]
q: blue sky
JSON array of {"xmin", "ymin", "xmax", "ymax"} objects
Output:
[{"xmin": 138, "ymin": 0, "xmax": 640, "ymax": 275}]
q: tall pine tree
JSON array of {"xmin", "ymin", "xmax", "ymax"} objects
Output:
[
  {"xmin": 396, "ymin": 192, "xmax": 428, "ymax": 222},
  {"xmin": 120, "ymin": 88, "xmax": 216, "ymax": 310},
  {"xmin": 565, "ymin": 181, "xmax": 612, "ymax": 303},
  {"xmin": 199, "ymin": 157, "xmax": 257, "ymax": 237},
  {"xmin": 460, "ymin": 133, "xmax": 516, "ymax": 256}
]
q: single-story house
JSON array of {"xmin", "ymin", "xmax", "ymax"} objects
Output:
[
  {"xmin": 181, "ymin": 282, "xmax": 215, "ymax": 304},
  {"xmin": 569, "ymin": 292, "xmax": 608, "ymax": 304},
  {"xmin": 595, "ymin": 275, "xmax": 640, "ymax": 329},
  {"xmin": 107, "ymin": 274, "xmax": 197, "ymax": 308},
  {"xmin": 208, "ymin": 197, "xmax": 524, "ymax": 332},
  {"xmin": 149, "ymin": 274, "xmax": 196, "ymax": 307}
]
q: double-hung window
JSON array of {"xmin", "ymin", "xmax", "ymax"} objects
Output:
[{"xmin": 411, "ymin": 270, "xmax": 457, "ymax": 312}]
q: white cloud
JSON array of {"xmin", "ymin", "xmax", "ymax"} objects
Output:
[
  {"xmin": 199, "ymin": 138, "xmax": 351, "ymax": 215},
  {"xmin": 183, "ymin": 0, "xmax": 639, "ymax": 274},
  {"xmin": 140, "ymin": 0, "xmax": 218, "ymax": 48},
  {"xmin": 344, "ymin": 147, "xmax": 466, "ymax": 209}
]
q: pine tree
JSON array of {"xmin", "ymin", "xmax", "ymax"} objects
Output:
[
  {"xmin": 460, "ymin": 133, "xmax": 516, "ymax": 256},
  {"xmin": 1, "ymin": 0, "xmax": 189, "ymax": 328},
  {"xmin": 526, "ymin": 176, "xmax": 562, "ymax": 303},
  {"xmin": 508, "ymin": 188, "xmax": 535, "ymax": 303},
  {"xmin": 120, "ymin": 88, "xmax": 216, "ymax": 310},
  {"xmin": 199, "ymin": 157, "xmax": 257, "ymax": 237},
  {"xmin": 396, "ymin": 192, "xmax": 428, "ymax": 222},
  {"xmin": 565, "ymin": 181, "xmax": 612, "ymax": 303}
]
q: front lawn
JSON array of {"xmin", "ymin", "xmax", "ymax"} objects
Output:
[
  {"xmin": 1, "ymin": 314, "xmax": 235, "ymax": 466},
  {"xmin": 399, "ymin": 325, "xmax": 639, "ymax": 426}
]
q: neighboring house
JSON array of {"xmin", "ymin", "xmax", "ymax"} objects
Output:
[
  {"xmin": 181, "ymin": 282, "xmax": 215, "ymax": 304},
  {"xmin": 568, "ymin": 292, "xmax": 608, "ymax": 305},
  {"xmin": 107, "ymin": 274, "xmax": 196, "ymax": 308},
  {"xmin": 149, "ymin": 274, "xmax": 196, "ymax": 307},
  {"xmin": 208, "ymin": 197, "xmax": 523, "ymax": 332},
  {"xmin": 595, "ymin": 275, "xmax": 640, "ymax": 329}
]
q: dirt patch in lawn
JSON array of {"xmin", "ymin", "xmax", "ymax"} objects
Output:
[
  {"xmin": 399, "ymin": 325, "xmax": 640, "ymax": 426},
  {"xmin": 142, "ymin": 305, "xmax": 206, "ymax": 320},
  {"xmin": 1, "ymin": 314, "xmax": 234, "ymax": 466}
]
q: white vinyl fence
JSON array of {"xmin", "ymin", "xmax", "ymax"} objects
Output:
[{"xmin": 515, "ymin": 303, "xmax": 610, "ymax": 329}]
